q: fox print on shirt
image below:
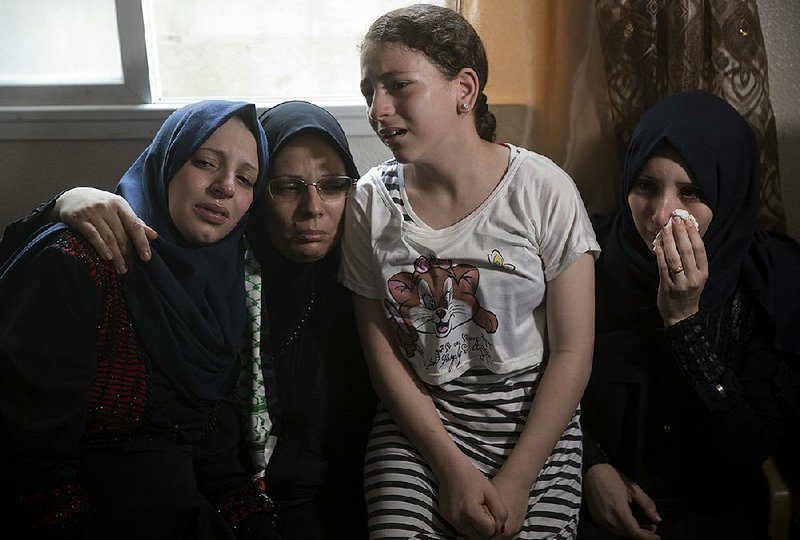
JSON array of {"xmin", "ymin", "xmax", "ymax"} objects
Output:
[{"xmin": 384, "ymin": 255, "xmax": 498, "ymax": 370}]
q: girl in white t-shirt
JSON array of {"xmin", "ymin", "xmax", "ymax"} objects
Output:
[{"xmin": 340, "ymin": 4, "xmax": 600, "ymax": 539}]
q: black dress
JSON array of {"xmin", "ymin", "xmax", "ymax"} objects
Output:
[
  {"xmin": 0, "ymin": 231, "xmax": 273, "ymax": 539},
  {"xmin": 251, "ymin": 239, "xmax": 376, "ymax": 539},
  {"xmin": 578, "ymin": 90, "xmax": 800, "ymax": 540},
  {"xmin": 580, "ymin": 279, "xmax": 796, "ymax": 539}
]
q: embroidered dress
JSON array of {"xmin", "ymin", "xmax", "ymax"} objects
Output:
[
  {"xmin": 0, "ymin": 232, "xmax": 270, "ymax": 538},
  {"xmin": 0, "ymin": 100, "xmax": 275, "ymax": 538},
  {"xmin": 341, "ymin": 145, "xmax": 600, "ymax": 539}
]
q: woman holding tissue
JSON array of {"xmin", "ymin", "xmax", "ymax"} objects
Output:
[{"xmin": 578, "ymin": 90, "xmax": 800, "ymax": 539}]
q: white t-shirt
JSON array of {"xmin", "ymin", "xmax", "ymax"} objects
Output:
[{"xmin": 340, "ymin": 145, "xmax": 600, "ymax": 386}]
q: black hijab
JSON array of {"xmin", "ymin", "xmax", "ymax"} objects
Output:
[
  {"xmin": 2, "ymin": 101, "xmax": 269, "ymax": 402},
  {"xmin": 597, "ymin": 90, "xmax": 800, "ymax": 355},
  {"xmin": 247, "ymin": 100, "xmax": 359, "ymax": 271},
  {"xmin": 258, "ymin": 100, "xmax": 359, "ymax": 179}
]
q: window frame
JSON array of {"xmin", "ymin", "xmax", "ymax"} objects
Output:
[
  {"xmin": 0, "ymin": 0, "xmax": 462, "ymax": 140},
  {"xmin": 0, "ymin": 0, "xmax": 151, "ymax": 107},
  {"xmin": 0, "ymin": 104, "xmax": 377, "ymax": 141}
]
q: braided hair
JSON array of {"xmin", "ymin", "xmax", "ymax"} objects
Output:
[{"xmin": 362, "ymin": 3, "xmax": 497, "ymax": 142}]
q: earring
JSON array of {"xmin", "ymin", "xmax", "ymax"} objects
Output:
[{"xmin": 460, "ymin": 103, "xmax": 469, "ymax": 111}]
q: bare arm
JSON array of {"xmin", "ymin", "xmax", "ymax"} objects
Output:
[
  {"xmin": 54, "ymin": 187, "xmax": 158, "ymax": 274},
  {"xmin": 491, "ymin": 253, "xmax": 595, "ymax": 536},
  {"xmin": 352, "ymin": 294, "xmax": 507, "ymax": 538}
]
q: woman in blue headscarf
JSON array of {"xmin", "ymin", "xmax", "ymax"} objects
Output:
[
  {"xmin": 0, "ymin": 100, "xmax": 377, "ymax": 538},
  {"xmin": 0, "ymin": 100, "xmax": 278, "ymax": 538}
]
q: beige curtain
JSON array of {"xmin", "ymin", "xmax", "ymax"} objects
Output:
[
  {"xmin": 464, "ymin": 0, "xmax": 785, "ymax": 231},
  {"xmin": 464, "ymin": 0, "xmax": 621, "ymax": 216}
]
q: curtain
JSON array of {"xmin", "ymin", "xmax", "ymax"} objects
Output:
[
  {"xmin": 463, "ymin": 0, "xmax": 621, "ymax": 216},
  {"xmin": 464, "ymin": 0, "xmax": 785, "ymax": 232},
  {"xmin": 595, "ymin": 0, "xmax": 785, "ymax": 232}
]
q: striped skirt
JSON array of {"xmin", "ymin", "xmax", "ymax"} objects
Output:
[{"xmin": 364, "ymin": 367, "xmax": 582, "ymax": 539}]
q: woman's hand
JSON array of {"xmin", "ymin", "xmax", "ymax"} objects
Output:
[
  {"xmin": 584, "ymin": 463, "xmax": 661, "ymax": 540},
  {"xmin": 654, "ymin": 216, "xmax": 708, "ymax": 326},
  {"xmin": 489, "ymin": 468, "xmax": 532, "ymax": 538},
  {"xmin": 55, "ymin": 187, "xmax": 158, "ymax": 274},
  {"xmin": 437, "ymin": 456, "xmax": 508, "ymax": 539}
]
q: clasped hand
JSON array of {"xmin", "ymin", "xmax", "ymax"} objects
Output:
[
  {"xmin": 437, "ymin": 457, "xmax": 535, "ymax": 539},
  {"xmin": 438, "ymin": 457, "xmax": 508, "ymax": 539}
]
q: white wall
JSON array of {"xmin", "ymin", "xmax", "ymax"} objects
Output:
[
  {"xmin": 1, "ymin": 2, "xmax": 798, "ymax": 237},
  {"xmin": 0, "ymin": 115, "xmax": 391, "ymax": 230},
  {"xmin": 760, "ymin": 0, "xmax": 800, "ymax": 238}
]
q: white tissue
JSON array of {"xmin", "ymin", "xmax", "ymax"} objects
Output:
[{"xmin": 651, "ymin": 209, "xmax": 700, "ymax": 252}]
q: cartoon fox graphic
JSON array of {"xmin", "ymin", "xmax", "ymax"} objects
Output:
[{"xmin": 384, "ymin": 255, "xmax": 498, "ymax": 358}]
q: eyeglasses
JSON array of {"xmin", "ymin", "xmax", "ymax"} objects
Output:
[{"xmin": 267, "ymin": 175, "xmax": 356, "ymax": 202}]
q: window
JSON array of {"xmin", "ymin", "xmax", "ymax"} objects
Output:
[
  {"xmin": 0, "ymin": 0, "xmax": 456, "ymax": 107},
  {"xmin": 0, "ymin": 0, "xmax": 150, "ymax": 106},
  {"xmin": 150, "ymin": 0, "xmax": 455, "ymax": 105}
]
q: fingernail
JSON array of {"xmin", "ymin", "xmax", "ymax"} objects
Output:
[{"xmin": 143, "ymin": 250, "xmax": 151, "ymax": 261}]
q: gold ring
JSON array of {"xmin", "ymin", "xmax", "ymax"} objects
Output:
[{"xmin": 669, "ymin": 265, "xmax": 684, "ymax": 275}]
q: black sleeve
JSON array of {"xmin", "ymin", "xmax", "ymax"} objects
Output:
[
  {"xmin": 0, "ymin": 238, "xmax": 98, "ymax": 533},
  {"xmin": 664, "ymin": 314, "xmax": 796, "ymax": 468},
  {"xmin": 0, "ymin": 195, "xmax": 60, "ymax": 267},
  {"xmin": 581, "ymin": 427, "xmax": 611, "ymax": 473},
  {"xmin": 194, "ymin": 399, "xmax": 278, "ymax": 538}
]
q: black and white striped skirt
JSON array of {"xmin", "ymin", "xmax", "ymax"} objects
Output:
[{"xmin": 364, "ymin": 366, "xmax": 582, "ymax": 539}]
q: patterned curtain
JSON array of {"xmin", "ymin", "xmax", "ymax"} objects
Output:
[{"xmin": 595, "ymin": 0, "xmax": 785, "ymax": 232}]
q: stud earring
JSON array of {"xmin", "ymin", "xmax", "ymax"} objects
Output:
[{"xmin": 460, "ymin": 103, "xmax": 469, "ymax": 111}]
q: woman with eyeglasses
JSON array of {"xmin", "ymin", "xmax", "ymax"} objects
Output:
[
  {"xmin": 0, "ymin": 100, "xmax": 376, "ymax": 538},
  {"xmin": 239, "ymin": 101, "xmax": 375, "ymax": 539}
]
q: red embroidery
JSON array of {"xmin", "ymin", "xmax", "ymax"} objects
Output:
[{"xmin": 56, "ymin": 234, "xmax": 149, "ymax": 442}]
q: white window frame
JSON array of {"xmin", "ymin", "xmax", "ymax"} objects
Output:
[
  {"xmin": 0, "ymin": 0, "xmax": 461, "ymax": 141},
  {"xmin": 0, "ymin": 104, "xmax": 376, "ymax": 141},
  {"xmin": 0, "ymin": 0, "xmax": 151, "ymax": 107}
]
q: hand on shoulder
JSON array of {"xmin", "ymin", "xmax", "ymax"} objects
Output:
[{"xmin": 55, "ymin": 187, "xmax": 158, "ymax": 274}]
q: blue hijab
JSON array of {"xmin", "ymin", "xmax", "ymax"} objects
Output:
[{"xmin": 2, "ymin": 101, "xmax": 269, "ymax": 401}]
